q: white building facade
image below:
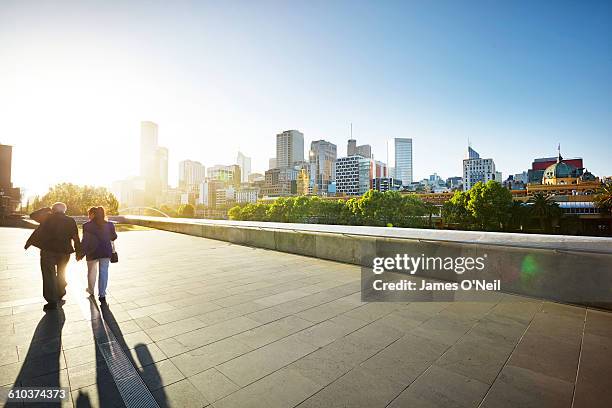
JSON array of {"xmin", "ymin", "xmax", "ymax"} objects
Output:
[
  {"xmin": 387, "ymin": 138, "xmax": 413, "ymax": 186},
  {"xmin": 462, "ymin": 147, "xmax": 500, "ymax": 191}
]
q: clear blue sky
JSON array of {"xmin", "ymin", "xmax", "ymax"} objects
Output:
[{"xmin": 1, "ymin": 0, "xmax": 611, "ymax": 195}]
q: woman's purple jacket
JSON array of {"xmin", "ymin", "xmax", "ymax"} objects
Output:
[{"xmin": 82, "ymin": 220, "xmax": 117, "ymax": 261}]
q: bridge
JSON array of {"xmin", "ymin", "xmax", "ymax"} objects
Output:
[{"xmin": 1, "ymin": 219, "xmax": 611, "ymax": 407}]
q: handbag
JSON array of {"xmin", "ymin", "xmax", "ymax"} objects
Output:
[{"xmin": 110, "ymin": 241, "xmax": 118, "ymax": 263}]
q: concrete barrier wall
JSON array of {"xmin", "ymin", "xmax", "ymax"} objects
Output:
[{"xmin": 121, "ymin": 216, "xmax": 612, "ymax": 309}]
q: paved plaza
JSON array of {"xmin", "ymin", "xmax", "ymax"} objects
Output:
[{"xmin": 1, "ymin": 227, "xmax": 612, "ymax": 408}]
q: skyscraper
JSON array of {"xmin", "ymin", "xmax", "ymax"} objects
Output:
[
  {"xmin": 462, "ymin": 146, "xmax": 499, "ymax": 190},
  {"xmin": 309, "ymin": 140, "xmax": 337, "ymax": 195},
  {"xmin": 276, "ymin": 130, "xmax": 304, "ymax": 168},
  {"xmin": 347, "ymin": 139, "xmax": 357, "ymax": 156},
  {"xmin": 347, "ymin": 139, "xmax": 372, "ymax": 159},
  {"xmin": 236, "ymin": 152, "xmax": 251, "ymax": 183},
  {"xmin": 140, "ymin": 121, "xmax": 158, "ymax": 180},
  {"xmin": 139, "ymin": 121, "xmax": 168, "ymax": 205},
  {"xmin": 356, "ymin": 144, "xmax": 372, "ymax": 159},
  {"xmin": 387, "ymin": 138, "xmax": 413, "ymax": 186}
]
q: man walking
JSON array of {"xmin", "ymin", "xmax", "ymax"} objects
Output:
[{"xmin": 33, "ymin": 202, "xmax": 83, "ymax": 311}]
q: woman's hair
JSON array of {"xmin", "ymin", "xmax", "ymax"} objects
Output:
[
  {"xmin": 87, "ymin": 207, "xmax": 97, "ymax": 217},
  {"xmin": 93, "ymin": 206, "xmax": 107, "ymax": 226}
]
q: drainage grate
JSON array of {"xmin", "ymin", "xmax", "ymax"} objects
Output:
[{"xmin": 84, "ymin": 306, "xmax": 160, "ymax": 408}]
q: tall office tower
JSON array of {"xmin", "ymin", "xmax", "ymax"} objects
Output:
[
  {"xmin": 140, "ymin": 121, "xmax": 158, "ymax": 179},
  {"xmin": 236, "ymin": 152, "xmax": 251, "ymax": 183},
  {"xmin": 347, "ymin": 139, "xmax": 357, "ymax": 156},
  {"xmin": 387, "ymin": 138, "xmax": 413, "ymax": 186},
  {"xmin": 356, "ymin": 144, "xmax": 372, "ymax": 159},
  {"xmin": 462, "ymin": 146, "xmax": 499, "ymax": 191},
  {"xmin": 139, "ymin": 121, "xmax": 168, "ymax": 205},
  {"xmin": 309, "ymin": 140, "xmax": 337, "ymax": 195},
  {"xmin": 179, "ymin": 160, "xmax": 206, "ymax": 191},
  {"xmin": 276, "ymin": 130, "xmax": 304, "ymax": 168}
]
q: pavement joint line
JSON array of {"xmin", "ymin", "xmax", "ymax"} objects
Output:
[
  {"xmin": 72, "ymin": 281, "xmax": 160, "ymax": 408},
  {"xmin": 570, "ymin": 308, "xmax": 588, "ymax": 408},
  {"xmin": 475, "ymin": 301, "xmax": 545, "ymax": 408}
]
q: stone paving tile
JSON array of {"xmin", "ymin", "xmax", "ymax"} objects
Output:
[
  {"xmin": 212, "ymin": 367, "xmax": 322, "ymax": 408},
  {"xmin": 216, "ymin": 335, "xmax": 319, "ymax": 386},
  {"xmin": 153, "ymin": 378, "xmax": 210, "ymax": 408},
  {"xmin": 170, "ymin": 337, "xmax": 254, "ymax": 377},
  {"xmin": 189, "ymin": 368, "xmax": 239, "ymax": 404},
  {"xmin": 480, "ymin": 365, "xmax": 574, "ymax": 408},
  {"xmin": 297, "ymin": 366, "xmax": 406, "ymax": 408},
  {"xmin": 388, "ymin": 365, "xmax": 489, "ymax": 408},
  {"xmin": 140, "ymin": 359, "xmax": 185, "ymax": 392},
  {"xmin": 232, "ymin": 315, "xmax": 314, "ymax": 349},
  {"xmin": 145, "ymin": 317, "xmax": 208, "ymax": 341}
]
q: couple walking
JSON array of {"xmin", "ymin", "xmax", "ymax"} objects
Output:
[{"xmin": 25, "ymin": 202, "xmax": 117, "ymax": 311}]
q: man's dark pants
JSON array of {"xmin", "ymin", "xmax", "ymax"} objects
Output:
[{"xmin": 40, "ymin": 250, "xmax": 70, "ymax": 304}]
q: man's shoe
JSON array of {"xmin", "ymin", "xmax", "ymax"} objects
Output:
[
  {"xmin": 99, "ymin": 297, "xmax": 107, "ymax": 303},
  {"xmin": 43, "ymin": 303, "xmax": 57, "ymax": 311}
]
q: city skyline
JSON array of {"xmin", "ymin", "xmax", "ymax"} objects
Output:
[{"xmin": 2, "ymin": 1, "xmax": 611, "ymax": 197}]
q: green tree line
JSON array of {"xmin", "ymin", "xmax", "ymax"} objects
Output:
[
  {"xmin": 229, "ymin": 190, "xmax": 433, "ymax": 228},
  {"xmin": 29, "ymin": 183, "xmax": 119, "ymax": 216}
]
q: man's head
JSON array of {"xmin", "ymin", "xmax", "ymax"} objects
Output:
[{"xmin": 51, "ymin": 202, "xmax": 67, "ymax": 214}]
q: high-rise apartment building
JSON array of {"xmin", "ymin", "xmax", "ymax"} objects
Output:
[
  {"xmin": 276, "ymin": 130, "xmax": 304, "ymax": 168},
  {"xmin": 236, "ymin": 152, "xmax": 251, "ymax": 183},
  {"xmin": 462, "ymin": 146, "xmax": 500, "ymax": 190},
  {"xmin": 387, "ymin": 138, "xmax": 413, "ymax": 186},
  {"xmin": 309, "ymin": 140, "xmax": 337, "ymax": 195},
  {"xmin": 179, "ymin": 160, "xmax": 205, "ymax": 191}
]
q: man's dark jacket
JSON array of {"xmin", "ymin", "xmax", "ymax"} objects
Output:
[{"xmin": 25, "ymin": 212, "xmax": 82, "ymax": 254}]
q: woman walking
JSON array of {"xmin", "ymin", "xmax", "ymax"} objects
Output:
[{"xmin": 82, "ymin": 207, "xmax": 117, "ymax": 303}]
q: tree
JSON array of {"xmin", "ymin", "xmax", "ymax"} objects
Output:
[
  {"xmin": 178, "ymin": 203, "xmax": 195, "ymax": 218},
  {"xmin": 467, "ymin": 181, "xmax": 513, "ymax": 231},
  {"xmin": 441, "ymin": 190, "xmax": 474, "ymax": 229},
  {"xmin": 528, "ymin": 192, "xmax": 561, "ymax": 233},
  {"xmin": 37, "ymin": 183, "xmax": 119, "ymax": 215},
  {"xmin": 594, "ymin": 182, "xmax": 612, "ymax": 215}
]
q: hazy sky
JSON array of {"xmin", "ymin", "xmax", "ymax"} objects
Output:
[{"xmin": 1, "ymin": 0, "xmax": 611, "ymax": 197}]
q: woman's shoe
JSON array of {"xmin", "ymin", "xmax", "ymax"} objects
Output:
[{"xmin": 99, "ymin": 297, "xmax": 106, "ymax": 303}]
